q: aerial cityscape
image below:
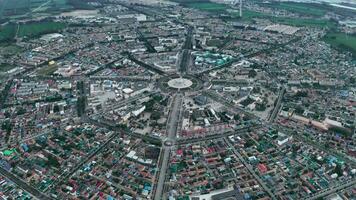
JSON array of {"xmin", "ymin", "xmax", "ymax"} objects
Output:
[{"xmin": 0, "ymin": 0, "xmax": 355, "ymax": 200}]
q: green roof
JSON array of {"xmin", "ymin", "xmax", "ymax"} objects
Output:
[{"xmin": 3, "ymin": 149, "xmax": 16, "ymax": 156}]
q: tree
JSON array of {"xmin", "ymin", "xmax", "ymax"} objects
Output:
[
  {"xmin": 47, "ymin": 155, "xmax": 60, "ymax": 168},
  {"xmin": 248, "ymin": 69, "xmax": 257, "ymax": 78},
  {"xmin": 151, "ymin": 112, "xmax": 161, "ymax": 121}
]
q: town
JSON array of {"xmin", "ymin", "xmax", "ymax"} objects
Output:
[{"xmin": 0, "ymin": 0, "xmax": 355, "ymax": 200}]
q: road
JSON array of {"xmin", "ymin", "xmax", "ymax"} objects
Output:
[
  {"xmin": 0, "ymin": 167, "xmax": 51, "ymax": 200},
  {"xmin": 44, "ymin": 131, "xmax": 121, "ymax": 192},
  {"xmin": 179, "ymin": 49, "xmax": 190, "ymax": 74},
  {"xmin": 178, "ymin": 26, "xmax": 193, "ymax": 74},
  {"xmin": 153, "ymin": 93, "xmax": 183, "ymax": 200},
  {"xmin": 182, "ymin": 26, "xmax": 193, "ymax": 50},
  {"xmin": 127, "ymin": 53, "xmax": 166, "ymax": 75},
  {"xmin": 225, "ymin": 138, "xmax": 277, "ymax": 200},
  {"xmin": 137, "ymin": 29, "xmax": 157, "ymax": 53},
  {"xmin": 277, "ymin": 126, "xmax": 356, "ymax": 166},
  {"xmin": 268, "ymin": 87, "xmax": 285, "ymax": 122},
  {"xmin": 305, "ymin": 179, "xmax": 356, "ymax": 200}
]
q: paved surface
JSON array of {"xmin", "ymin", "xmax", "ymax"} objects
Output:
[
  {"xmin": 168, "ymin": 78, "xmax": 193, "ymax": 89},
  {"xmin": 154, "ymin": 93, "xmax": 183, "ymax": 200},
  {"xmin": 268, "ymin": 87, "xmax": 285, "ymax": 122},
  {"xmin": 0, "ymin": 167, "xmax": 51, "ymax": 200}
]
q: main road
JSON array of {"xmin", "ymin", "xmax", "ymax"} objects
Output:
[
  {"xmin": 153, "ymin": 93, "xmax": 183, "ymax": 200},
  {"xmin": 268, "ymin": 87, "xmax": 285, "ymax": 122}
]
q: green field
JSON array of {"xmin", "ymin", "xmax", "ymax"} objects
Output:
[
  {"xmin": 0, "ymin": 22, "xmax": 66, "ymax": 42},
  {"xmin": 18, "ymin": 22, "xmax": 67, "ymax": 38},
  {"xmin": 0, "ymin": 0, "xmax": 69, "ymax": 17},
  {"xmin": 323, "ymin": 32, "xmax": 356, "ymax": 56},
  {"xmin": 37, "ymin": 64, "xmax": 58, "ymax": 75},
  {"xmin": 185, "ymin": 2, "xmax": 228, "ymax": 12},
  {"xmin": 230, "ymin": 9, "xmax": 335, "ymax": 28},
  {"xmin": 175, "ymin": 1, "xmax": 336, "ymax": 29},
  {"xmin": 0, "ymin": 24, "xmax": 16, "ymax": 42},
  {"xmin": 0, "ymin": 0, "xmax": 96, "ymax": 18},
  {"xmin": 264, "ymin": 2, "xmax": 328, "ymax": 17}
]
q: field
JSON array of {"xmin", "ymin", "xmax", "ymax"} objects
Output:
[
  {"xmin": 0, "ymin": 0, "xmax": 95, "ymax": 18},
  {"xmin": 0, "ymin": 24, "xmax": 16, "ymax": 42},
  {"xmin": 175, "ymin": 1, "xmax": 336, "ymax": 29},
  {"xmin": 0, "ymin": 0, "xmax": 69, "ymax": 17},
  {"xmin": 37, "ymin": 64, "xmax": 58, "ymax": 75},
  {"xmin": 323, "ymin": 32, "xmax": 356, "ymax": 56},
  {"xmin": 0, "ymin": 22, "xmax": 66, "ymax": 42},
  {"xmin": 184, "ymin": 2, "xmax": 228, "ymax": 13},
  {"xmin": 264, "ymin": 2, "xmax": 328, "ymax": 17},
  {"xmin": 231, "ymin": 9, "xmax": 336, "ymax": 28},
  {"xmin": 17, "ymin": 22, "xmax": 67, "ymax": 38}
]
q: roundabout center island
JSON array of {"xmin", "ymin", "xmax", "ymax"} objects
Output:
[{"xmin": 167, "ymin": 77, "xmax": 193, "ymax": 89}]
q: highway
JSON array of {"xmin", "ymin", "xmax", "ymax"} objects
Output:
[
  {"xmin": 225, "ymin": 138, "xmax": 277, "ymax": 200},
  {"xmin": 0, "ymin": 167, "xmax": 51, "ymax": 200},
  {"xmin": 153, "ymin": 93, "xmax": 183, "ymax": 200}
]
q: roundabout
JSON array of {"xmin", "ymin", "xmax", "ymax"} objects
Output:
[
  {"xmin": 158, "ymin": 74, "xmax": 204, "ymax": 92},
  {"xmin": 167, "ymin": 77, "xmax": 193, "ymax": 89}
]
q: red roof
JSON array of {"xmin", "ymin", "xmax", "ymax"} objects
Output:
[{"xmin": 257, "ymin": 164, "xmax": 268, "ymax": 173}]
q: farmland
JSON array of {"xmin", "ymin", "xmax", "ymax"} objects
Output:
[
  {"xmin": 0, "ymin": 22, "xmax": 66, "ymax": 42},
  {"xmin": 323, "ymin": 32, "xmax": 356, "ymax": 56},
  {"xmin": 263, "ymin": 2, "xmax": 328, "ymax": 17}
]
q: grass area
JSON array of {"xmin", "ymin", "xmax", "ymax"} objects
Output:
[
  {"xmin": 176, "ymin": 1, "xmax": 336, "ymax": 29},
  {"xmin": 0, "ymin": 0, "xmax": 69, "ymax": 17},
  {"xmin": 172, "ymin": 0, "xmax": 228, "ymax": 13},
  {"xmin": 264, "ymin": 2, "xmax": 327, "ymax": 17},
  {"xmin": 0, "ymin": 22, "xmax": 66, "ymax": 42},
  {"xmin": 323, "ymin": 32, "xmax": 356, "ymax": 56},
  {"xmin": 0, "ymin": 24, "xmax": 16, "ymax": 42},
  {"xmin": 37, "ymin": 64, "xmax": 58, "ymax": 76},
  {"xmin": 185, "ymin": 2, "xmax": 228, "ymax": 12},
  {"xmin": 229, "ymin": 9, "xmax": 336, "ymax": 28},
  {"xmin": 18, "ymin": 22, "xmax": 66, "ymax": 38}
]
